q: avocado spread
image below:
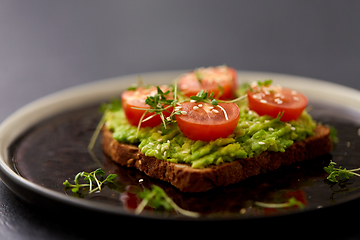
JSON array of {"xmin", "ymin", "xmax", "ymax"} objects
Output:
[{"xmin": 103, "ymin": 105, "xmax": 316, "ymax": 169}]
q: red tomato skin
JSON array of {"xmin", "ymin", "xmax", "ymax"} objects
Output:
[
  {"xmin": 120, "ymin": 186, "xmax": 141, "ymax": 210},
  {"xmin": 175, "ymin": 102, "xmax": 240, "ymax": 141},
  {"xmin": 178, "ymin": 66, "xmax": 238, "ymax": 100},
  {"xmin": 247, "ymin": 87, "xmax": 308, "ymax": 122},
  {"xmin": 285, "ymin": 190, "xmax": 308, "ymax": 207},
  {"xmin": 121, "ymin": 86, "xmax": 173, "ymax": 127},
  {"xmin": 120, "ymin": 190, "xmax": 139, "ymax": 210}
]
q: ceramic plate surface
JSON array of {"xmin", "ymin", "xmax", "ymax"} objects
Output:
[{"xmin": 1, "ymin": 70, "xmax": 360, "ymax": 221}]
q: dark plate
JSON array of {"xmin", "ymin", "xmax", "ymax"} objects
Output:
[
  {"xmin": 1, "ymin": 70, "xmax": 360, "ymax": 223},
  {"xmin": 8, "ymin": 102, "xmax": 360, "ymax": 220}
]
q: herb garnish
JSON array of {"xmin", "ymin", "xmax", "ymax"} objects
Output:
[
  {"xmin": 135, "ymin": 185, "xmax": 200, "ymax": 218},
  {"xmin": 194, "ymin": 70, "xmax": 203, "ymax": 84},
  {"xmin": 190, "ymin": 89, "xmax": 219, "ymax": 107},
  {"xmin": 327, "ymin": 125, "xmax": 339, "ymax": 143},
  {"xmin": 132, "ymin": 80, "xmax": 248, "ymax": 132},
  {"xmin": 63, "ymin": 168, "xmax": 117, "ymax": 195},
  {"xmin": 144, "ymin": 86, "xmax": 174, "ymax": 114},
  {"xmin": 189, "ymin": 89, "xmax": 247, "ymax": 121},
  {"xmin": 190, "ymin": 90, "xmax": 232, "ymax": 120},
  {"xmin": 246, "ymin": 79, "xmax": 273, "ymax": 92},
  {"xmin": 256, "ymin": 79, "xmax": 273, "ymax": 88},
  {"xmin": 99, "ymin": 99, "xmax": 122, "ymax": 113},
  {"xmin": 324, "ymin": 160, "xmax": 360, "ymax": 182},
  {"xmin": 254, "ymin": 197, "xmax": 304, "ymax": 210},
  {"xmin": 133, "ymin": 85, "xmax": 180, "ymax": 135}
]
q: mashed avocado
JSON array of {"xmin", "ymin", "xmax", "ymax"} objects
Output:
[{"xmin": 103, "ymin": 105, "xmax": 316, "ymax": 169}]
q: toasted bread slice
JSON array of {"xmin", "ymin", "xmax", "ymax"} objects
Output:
[{"xmin": 102, "ymin": 125, "xmax": 332, "ymax": 192}]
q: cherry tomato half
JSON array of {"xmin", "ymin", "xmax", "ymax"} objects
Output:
[
  {"xmin": 247, "ymin": 85, "xmax": 308, "ymax": 121},
  {"xmin": 175, "ymin": 102, "xmax": 240, "ymax": 141},
  {"xmin": 121, "ymin": 86, "xmax": 173, "ymax": 127},
  {"xmin": 178, "ymin": 66, "xmax": 237, "ymax": 100}
]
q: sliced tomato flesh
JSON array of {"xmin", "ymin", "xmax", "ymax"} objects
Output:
[
  {"xmin": 121, "ymin": 86, "xmax": 173, "ymax": 127},
  {"xmin": 178, "ymin": 66, "xmax": 237, "ymax": 100},
  {"xmin": 247, "ymin": 85, "xmax": 308, "ymax": 121},
  {"xmin": 175, "ymin": 102, "xmax": 240, "ymax": 141}
]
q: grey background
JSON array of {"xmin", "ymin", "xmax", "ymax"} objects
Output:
[{"xmin": 0, "ymin": 1, "xmax": 359, "ymax": 239}]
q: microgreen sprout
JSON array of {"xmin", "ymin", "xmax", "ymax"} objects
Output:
[
  {"xmin": 133, "ymin": 85, "xmax": 180, "ymax": 135},
  {"xmin": 254, "ymin": 197, "xmax": 304, "ymax": 210},
  {"xmin": 245, "ymin": 79, "xmax": 273, "ymax": 93},
  {"xmin": 275, "ymin": 111, "xmax": 285, "ymax": 122},
  {"xmin": 189, "ymin": 89, "xmax": 248, "ymax": 121},
  {"xmin": 324, "ymin": 160, "xmax": 360, "ymax": 182},
  {"xmin": 194, "ymin": 70, "xmax": 203, "ymax": 84},
  {"xmin": 190, "ymin": 89, "xmax": 218, "ymax": 106},
  {"xmin": 135, "ymin": 185, "xmax": 200, "ymax": 218},
  {"xmin": 191, "ymin": 89, "xmax": 248, "ymax": 106},
  {"xmin": 99, "ymin": 99, "xmax": 122, "ymax": 113},
  {"xmin": 256, "ymin": 79, "xmax": 273, "ymax": 88},
  {"xmin": 63, "ymin": 168, "xmax": 117, "ymax": 195},
  {"xmin": 189, "ymin": 90, "xmax": 232, "ymax": 120},
  {"xmin": 326, "ymin": 125, "xmax": 339, "ymax": 143}
]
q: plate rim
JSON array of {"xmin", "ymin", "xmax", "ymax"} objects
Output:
[{"xmin": 1, "ymin": 69, "xmax": 360, "ymax": 221}]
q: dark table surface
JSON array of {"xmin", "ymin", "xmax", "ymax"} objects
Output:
[{"xmin": 1, "ymin": 1, "xmax": 360, "ymax": 239}]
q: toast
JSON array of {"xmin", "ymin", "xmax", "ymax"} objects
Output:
[{"xmin": 102, "ymin": 124, "xmax": 332, "ymax": 192}]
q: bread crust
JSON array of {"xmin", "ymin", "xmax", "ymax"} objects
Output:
[{"xmin": 102, "ymin": 125, "xmax": 332, "ymax": 192}]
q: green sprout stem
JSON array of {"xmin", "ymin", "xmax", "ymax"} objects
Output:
[
  {"xmin": 324, "ymin": 160, "xmax": 360, "ymax": 182},
  {"xmin": 63, "ymin": 168, "xmax": 117, "ymax": 195},
  {"xmin": 134, "ymin": 84, "xmax": 179, "ymax": 136},
  {"xmin": 135, "ymin": 185, "xmax": 200, "ymax": 218},
  {"xmin": 87, "ymin": 115, "xmax": 106, "ymax": 167},
  {"xmin": 218, "ymin": 94, "xmax": 247, "ymax": 104},
  {"xmin": 254, "ymin": 197, "xmax": 304, "ymax": 210},
  {"xmin": 134, "ymin": 190, "xmax": 156, "ymax": 215}
]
